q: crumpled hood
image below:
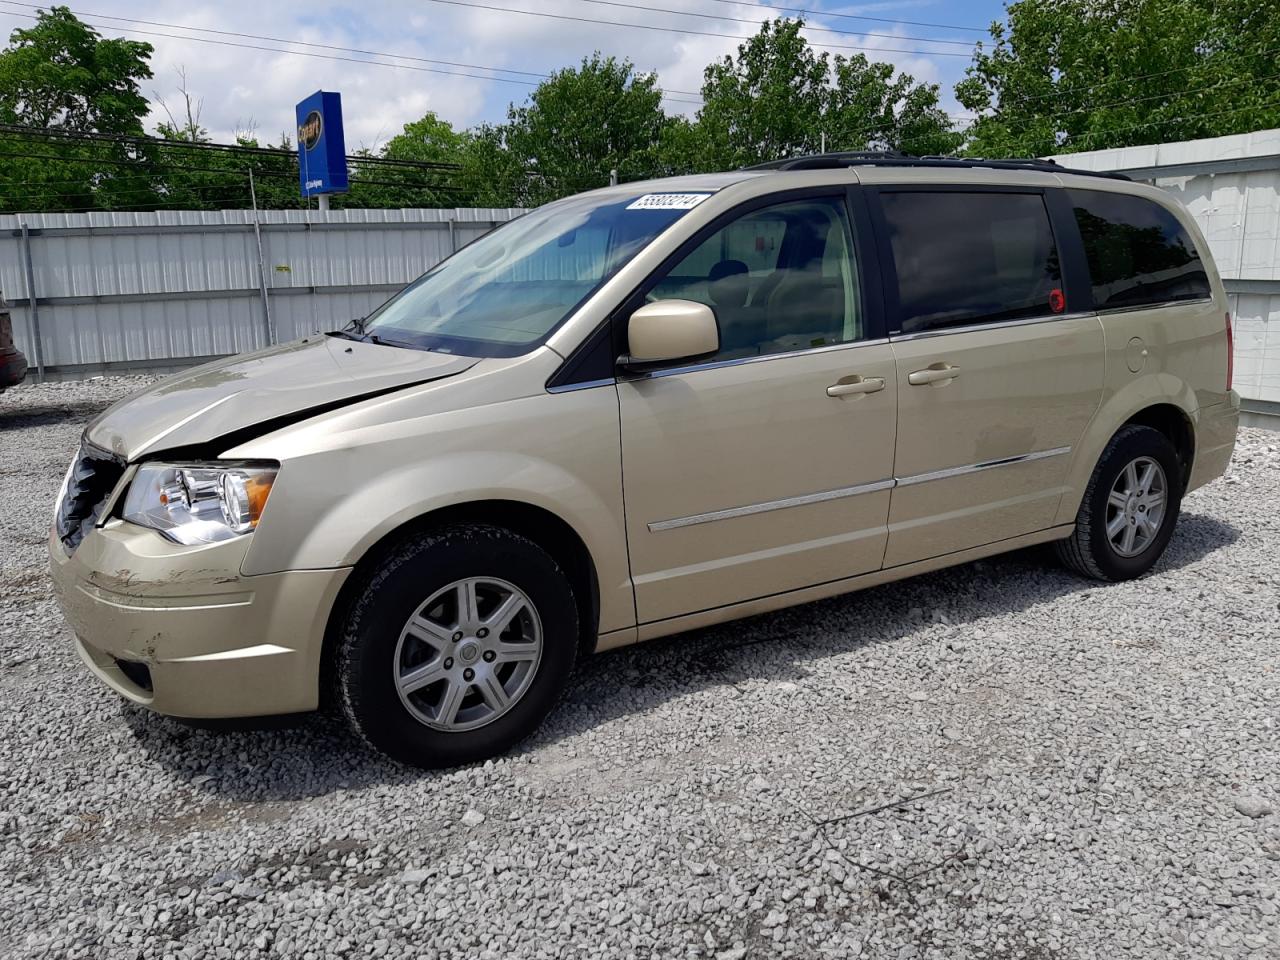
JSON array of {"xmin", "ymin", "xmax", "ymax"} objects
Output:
[{"xmin": 86, "ymin": 336, "xmax": 479, "ymax": 460}]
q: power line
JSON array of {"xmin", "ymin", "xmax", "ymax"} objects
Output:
[
  {"xmin": 1069, "ymin": 95, "xmax": 1280, "ymax": 149},
  {"xmin": 0, "ymin": 143, "xmax": 471, "ymax": 192},
  {"xmin": 0, "ymin": 196, "xmax": 257, "ymax": 209},
  {"xmin": 0, "ymin": 2, "xmax": 552, "ymax": 80},
  {"xmin": 570, "ymin": 0, "xmax": 980, "ymax": 48},
  {"xmin": 0, "ymin": 1, "xmax": 707, "ymax": 98},
  {"xmin": 416, "ymin": 0, "xmax": 975, "ymax": 57},
  {"xmin": 970, "ymin": 70, "xmax": 1280, "ymax": 126},
  {"xmin": 56, "ymin": 0, "xmax": 1261, "ymax": 118},
  {"xmin": 695, "ymin": 0, "xmax": 989, "ymax": 33},
  {"xmin": 980, "ymin": 55, "xmax": 1280, "ymax": 113},
  {"xmin": 0, "ymin": 4, "xmax": 705, "ymax": 106},
  {"xmin": 0, "ymin": 123, "xmax": 466, "ymax": 173}
]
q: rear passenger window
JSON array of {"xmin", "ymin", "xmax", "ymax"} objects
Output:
[
  {"xmin": 1068, "ymin": 190, "xmax": 1211, "ymax": 309},
  {"xmin": 880, "ymin": 191, "xmax": 1064, "ymax": 334}
]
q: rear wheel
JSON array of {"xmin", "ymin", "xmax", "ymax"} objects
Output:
[
  {"xmin": 1055, "ymin": 425, "xmax": 1183, "ymax": 581},
  {"xmin": 336, "ymin": 524, "xmax": 578, "ymax": 768}
]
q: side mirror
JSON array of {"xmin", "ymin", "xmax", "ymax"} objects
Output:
[{"xmin": 621, "ymin": 300, "xmax": 719, "ymax": 372}]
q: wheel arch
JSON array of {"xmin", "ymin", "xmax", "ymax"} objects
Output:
[
  {"xmin": 1055, "ymin": 382, "xmax": 1199, "ymax": 526},
  {"xmin": 1121, "ymin": 403, "xmax": 1195, "ymax": 489},
  {"xmin": 320, "ymin": 499, "xmax": 603, "ymax": 701}
]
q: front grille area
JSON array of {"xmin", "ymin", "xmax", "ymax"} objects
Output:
[{"xmin": 55, "ymin": 441, "xmax": 125, "ymax": 554}]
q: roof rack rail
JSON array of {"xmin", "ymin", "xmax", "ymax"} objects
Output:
[
  {"xmin": 745, "ymin": 152, "xmax": 1130, "ymax": 181},
  {"xmin": 746, "ymin": 151, "xmax": 908, "ymax": 170}
]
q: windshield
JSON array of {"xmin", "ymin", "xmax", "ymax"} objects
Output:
[{"xmin": 358, "ymin": 190, "xmax": 714, "ymax": 356}]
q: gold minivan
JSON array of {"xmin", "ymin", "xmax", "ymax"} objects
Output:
[{"xmin": 50, "ymin": 156, "xmax": 1240, "ymax": 767}]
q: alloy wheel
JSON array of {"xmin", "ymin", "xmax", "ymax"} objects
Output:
[
  {"xmin": 1106, "ymin": 455, "xmax": 1167, "ymax": 558},
  {"xmin": 393, "ymin": 577, "xmax": 543, "ymax": 732}
]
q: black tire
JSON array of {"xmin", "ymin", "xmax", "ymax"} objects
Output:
[
  {"xmin": 1055, "ymin": 424, "xmax": 1183, "ymax": 581},
  {"xmin": 336, "ymin": 523, "xmax": 578, "ymax": 768}
]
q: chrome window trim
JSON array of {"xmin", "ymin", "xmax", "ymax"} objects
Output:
[
  {"xmin": 1094, "ymin": 296, "xmax": 1214, "ymax": 316},
  {"xmin": 895, "ymin": 446, "xmax": 1072, "ymax": 487},
  {"xmin": 648, "ymin": 446, "xmax": 1073, "ymax": 531},
  {"xmin": 649, "ymin": 478, "xmax": 895, "ymax": 531},
  {"xmin": 890, "ymin": 312, "xmax": 1093, "ymax": 342},
  {"xmin": 633, "ymin": 338, "xmax": 891, "ymax": 382},
  {"xmin": 547, "ymin": 377, "xmax": 615, "ymax": 394}
]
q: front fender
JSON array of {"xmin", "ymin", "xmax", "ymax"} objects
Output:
[{"xmin": 233, "ymin": 385, "xmax": 633, "ymax": 634}]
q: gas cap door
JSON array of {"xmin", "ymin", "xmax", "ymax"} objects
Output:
[{"xmin": 1125, "ymin": 336, "xmax": 1148, "ymax": 373}]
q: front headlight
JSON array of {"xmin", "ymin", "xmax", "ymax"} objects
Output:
[{"xmin": 121, "ymin": 462, "xmax": 278, "ymax": 545}]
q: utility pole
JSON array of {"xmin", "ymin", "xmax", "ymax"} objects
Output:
[
  {"xmin": 248, "ymin": 168, "xmax": 276, "ymax": 346},
  {"xmin": 19, "ymin": 222, "xmax": 44, "ymax": 382}
]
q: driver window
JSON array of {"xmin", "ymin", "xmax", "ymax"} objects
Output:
[{"xmin": 647, "ymin": 197, "xmax": 862, "ymax": 362}]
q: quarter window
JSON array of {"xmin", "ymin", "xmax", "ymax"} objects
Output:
[
  {"xmin": 880, "ymin": 191, "xmax": 1064, "ymax": 334},
  {"xmin": 1068, "ymin": 189, "xmax": 1211, "ymax": 309},
  {"xmin": 647, "ymin": 197, "xmax": 862, "ymax": 361}
]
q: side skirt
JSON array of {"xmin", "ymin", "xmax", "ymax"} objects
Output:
[{"xmin": 594, "ymin": 524, "xmax": 1074, "ymax": 651}]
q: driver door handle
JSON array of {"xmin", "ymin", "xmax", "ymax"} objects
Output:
[
  {"xmin": 907, "ymin": 363, "xmax": 960, "ymax": 386},
  {"xmin": 827, "ymin": 375, "xmax": 886, "ymax": 398}
]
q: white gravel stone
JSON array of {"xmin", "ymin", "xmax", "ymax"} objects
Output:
[
  {"xmin": 2, "ymin": 375, "xmax": 1278, "ymax": 959},
  {"xmin": 1234, "ymin": 796, "xmax": 1275, "ymax": 819}
]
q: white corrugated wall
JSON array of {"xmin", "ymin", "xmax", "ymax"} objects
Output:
[{"xmin": 0, "ymin": 207, "xmax": 525, "ymax": 373}]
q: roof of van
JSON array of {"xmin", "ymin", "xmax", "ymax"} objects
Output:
[{"xmin": 592, "ymin": 155, "xmax": 1136, "ymax": 201}]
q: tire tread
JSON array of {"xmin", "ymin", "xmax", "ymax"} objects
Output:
[
  {"xmin": 1055, "ymin": 424, "xmax": 1179, "ymax": 582},
  {"xmin": 334, "ymin": 522, "xmax": 576, "ymax": 764}
]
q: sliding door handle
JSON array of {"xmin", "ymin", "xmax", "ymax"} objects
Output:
[
  {"xmin": 827, "ymin": 375, "xmax": 886, "ymax": 398},
  {"xmin": 907, "ymin": 363, "xmax": 960, "ymax": 386}
]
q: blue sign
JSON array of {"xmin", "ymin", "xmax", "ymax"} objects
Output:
[{"xmin": 295, "ymin": 90, "xmax": 348, "ymax": 197}]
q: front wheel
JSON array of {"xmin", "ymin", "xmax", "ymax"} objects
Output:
[
  {"xmin": 1055, "ymin": 424, "xmax": 1183, "ymax": 581},
  {"xmin": 336, "ymin": 524, "xmax": 578, "ymax": 768}
]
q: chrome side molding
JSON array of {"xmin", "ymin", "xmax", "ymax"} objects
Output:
[
  {"xmin": 895, "ymin": 446, "xmax": 1073, "ymax": 487},
  {"xmin": 649, "ymin": 446, "xmax": 1072, "ymax": 531},
  {"xmin": 649, "ymin": 478, "xmax": 895, "ymax": 531}
]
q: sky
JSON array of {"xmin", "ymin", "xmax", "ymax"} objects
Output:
[{"xmin": 0, "ymin": 0, "xmax": 1012, "ymax": 149}]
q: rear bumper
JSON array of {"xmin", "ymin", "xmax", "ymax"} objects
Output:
[
  {"xmin": 1188, "ymin": 391, "xmax": 1240, "ymax": 493},
  {"xmin": 50, "ymin": 521, "xmax": 350, "ymax": 718}
]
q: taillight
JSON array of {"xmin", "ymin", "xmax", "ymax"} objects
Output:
[{"xmin": 1225, "ymin": 311, "xmax": 1234, "ymax": 391}]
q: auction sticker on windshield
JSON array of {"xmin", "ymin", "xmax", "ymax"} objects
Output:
[{"xmin": 626, "ymin": 193, "xmax": 713, "ymax": 211}]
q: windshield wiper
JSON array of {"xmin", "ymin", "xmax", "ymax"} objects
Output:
[
  {"xmin": 330, "ymin": 317, "xmax": 372, "ymax": 342},
  {"xmin": 328, "ymin": 318, "xmax": 433, "ymax": 352}
]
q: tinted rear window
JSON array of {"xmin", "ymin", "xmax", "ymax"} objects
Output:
[
  {"xmin": 881, "ymin": 191, "xmax": 1064, "ymax": 334},
  {"xmin": 1068, "ymin": 189, "xmax": 1211, "ymax": 309}
]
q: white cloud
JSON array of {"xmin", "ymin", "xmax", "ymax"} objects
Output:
[{"xmin": 33, "ymin": 0, "xmax": 975, "ymax": 144}]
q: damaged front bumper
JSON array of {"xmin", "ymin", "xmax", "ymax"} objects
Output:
[{"xmin": 49, "ymin": 521, "xmax": 350, "ymax": 718}]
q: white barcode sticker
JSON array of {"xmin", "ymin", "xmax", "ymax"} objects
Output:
[{"xmin": 626, "ymin": 193, "xmax": 713, "ymax": 211}]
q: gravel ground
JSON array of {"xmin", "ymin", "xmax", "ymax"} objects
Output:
[{"xmin": 1, "ymin": 376, "xmax": 1277, "ymax": 960}]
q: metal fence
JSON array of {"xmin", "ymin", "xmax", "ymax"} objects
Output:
[{"xmin": 0, "ymin": 207, "xmax": 526, "ymax": 378}]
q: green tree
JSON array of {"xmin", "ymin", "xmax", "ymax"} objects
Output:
[
  {"xmin": 456, "ymin": 123, "xmax": 527, "ymax": 207},
  {"xmin": 0, "ymin": 5, "xmax": 155, "ymax": 213},
  {"xmin": 501, "ymin": 54, "xmax": 672, "ymax": 205},
  {"xmin": 956, "ymin": 0, "xmax": 1280, "ymax": 157},
  {"xmin": 346, "ymin": 112, "xmax": 474, "ymax": 208},
  {"xmin": 0, "ymin": 4, "xmax": 152, "ymax": 132},
  {"xmin": 828, "ymin": 54, "xmax": 959, "ymax": 157},
  {"xmin": 688, "ymin": 18, "xmax": 958, "ymax": 170},
  {"xmin": 694, "ymin": 19, "xmax": 828, "ymax": 169},
  {"xmin": 382, "ymin": 112, "xmax": 467, "ymax": 165}
]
